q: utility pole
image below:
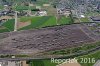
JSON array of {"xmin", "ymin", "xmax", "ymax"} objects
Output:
[
  {"xmin": 56, "ymin": 5, "xmax": 59, "ymax": 25},
  {"xmin": 28, "ymin": 3, "xmax": 32, "ymax": 16},
  {"xmin": 14, "ymin": 11, "xmax": 17, "ymax": 31}
]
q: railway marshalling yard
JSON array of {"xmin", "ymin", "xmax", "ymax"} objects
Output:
[{"xmin": 0, "ymin": 23, "xmax": 100, "ymax": 58}]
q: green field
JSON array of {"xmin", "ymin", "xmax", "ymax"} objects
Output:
[
  {"xmin": 19, "ymin": 16, "xmax": 72, "ymax": 30},
  {"xmin": 28, "ymin": 59, "xmax": 57, "ymax": 66},
  {"xmin": 85, "ymin": 12, "xmax": 100, "ymax": 16},
  {"xmin": 14, "ymin": 6, "xmax": 29, "ymax": 11},
  {"xmin": 0, "ymin": 28, "xmax": 10, "ymax": 33},
  {"xmin": 58, "ymin": 16, "xmax": 73, "ymax": 25},
  {"xmin": 2, "ymin": 19, "xmax": 15, "ymax": 31},
  {"xmin": 11, "ymin": 0, "xmax": 53, "ymax": 10},
  {"xmin": 0, "ymin": 19, "xmax": 15, "ymax": 33},
  {"xmin": 13, "ymin": 5, "xmax": 36, "ymax": 11},
  {"xmin": 34, "ymin": 0, "xmax": 54, "ymax": 6},
  {"xmin": 19, "ymin": 16, "xmax": 56, "ymax": 30},
  {"xmin": 0, "ymin": 16, "xmax": 72, "ymax": 33},
  {"xmin": 0, "ymin": 6, "xmax": 4, "ymax": 9},
  {"xmin": 80, "ymin": 17, "xmax": 90, "ymax": 22}
]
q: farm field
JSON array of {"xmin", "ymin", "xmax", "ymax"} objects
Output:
[
  {"xmin": 0, "ymin": 16, "xmax": 71, "ymax": 33},
  {"xmin": 34, "ymin": 0, "xmax": 54, "ymax": 6},
  {"xmin": 0, "ymin": 28, "xmax": 9, "ymax": 33},
  {"xmin": 13, "ymin": 5, "xmax": 36, "ymax": 11},
  {"xmin": 0, "ymin": 16, "xmax": 72, "ymax": 33},
  {"xmin": 19, "ymin": 16, "xmax": 56, "ymax": 30},
  {"xmin": 19, "ymin": 16, "xmax": 72, "ymax": 30},
  {"xmin": 0, "ymin": 6, "xmax": 4, "ymax": 9},
  {"xmin": 85, "ymin": 12, "xmax": 100, "ymax": 16},
  {"xmin": 80, "ymin": 17, "xmax": 90, "ymax": 22},
  {"xmin": 58, "ymin": 16, "xmax": 73, "ymax": 25},
  {"xmin": 0, "ymin": 19, "xmax": 15, "ymax": 33}
]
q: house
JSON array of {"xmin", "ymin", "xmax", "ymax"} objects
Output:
[
  {"xmin": 37, "ymin": 11, "xmax": 47, "ymax": 16},
  {"xmin": 22, "ymin": 61, "xmax": 29, "ymax": 66},
  {"xmin": 57, "ymin": 8, "xmax": 71, "ymax": 16},
  {"xmin": 36, "ymin": 6, "xmax": 41, "ymax": 9},
  {"xmin": 43, "ymin": 4, "xmax": 50, "ymax": 6},
  {"xmin": 8, "ymin": 61, "xmax": 20, "ymax": 66}
]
